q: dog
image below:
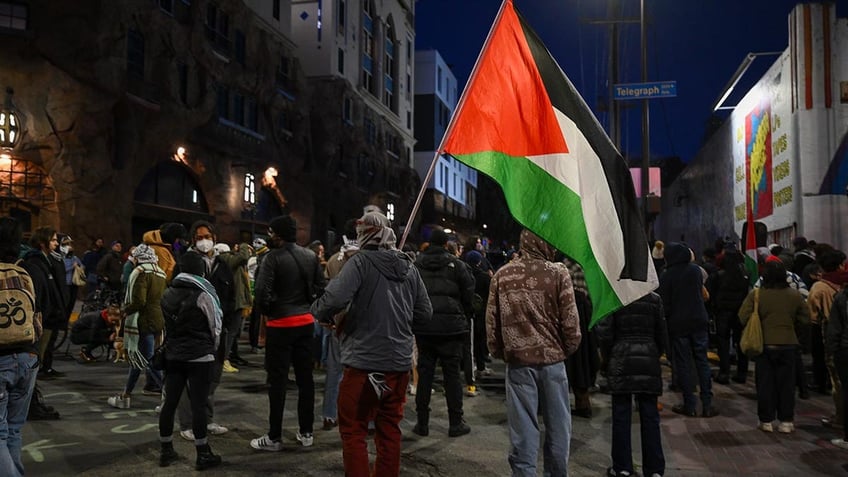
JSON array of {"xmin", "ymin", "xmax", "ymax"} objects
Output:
[{"xmin": 113, "ymin": 339, "xmax": 127, "ymax": 363}]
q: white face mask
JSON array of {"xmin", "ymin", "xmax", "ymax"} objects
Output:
[
  {"xmin": 195, "ymin": 239, "xmax": 214, "ymax": 254},
  {"xmin": 60, "ymin": 245, "xmax": 70, "ymax": 256}
]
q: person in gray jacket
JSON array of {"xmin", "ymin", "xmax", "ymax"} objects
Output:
[{"xmin": 311, "ymin": 211, "xmax": 432, "ymax": 477}]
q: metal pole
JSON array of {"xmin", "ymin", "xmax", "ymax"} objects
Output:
[{"xmin": 640, "ymin": 0, "xmax": 651, "ymax": 239}]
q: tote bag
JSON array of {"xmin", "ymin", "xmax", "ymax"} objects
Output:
[{"xmin": 740, "ymin": 288, "xmax": 763, "ymax": 357}]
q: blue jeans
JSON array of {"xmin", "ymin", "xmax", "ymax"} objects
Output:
[
  {"xmin": 124, "ymin": 332, "xmax": 163, "ymax": 394},
  {"xmin": 322, "ymin": 332, "xmax": 343, "ymax": 420},
  {"xmin": 671, "ymin": 330, "xmax": 713, "ymax": 412},
  {"xmin": 506, "ymin": 361, "xmax": 571, "ymax": 477},
  {"xmin": 0, "ymin": 352, "xmax": 38, "ymax": 477},
  {"xmin": 611, "ymin": 393, "xmax": 665, "ymax": 476}
]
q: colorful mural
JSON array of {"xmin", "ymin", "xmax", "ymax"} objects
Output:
[
  {"xmin": 746, "ymin": 102, "xmax": 773, "ymax": 220},
  {"xmin": 818, "ymin": 128, "xmax": 848, "ymax": 195}
]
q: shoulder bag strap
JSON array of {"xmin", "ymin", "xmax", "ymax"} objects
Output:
[{"xmin": 285, "ymin": 248, "xmax": 313, "ymax": 301}]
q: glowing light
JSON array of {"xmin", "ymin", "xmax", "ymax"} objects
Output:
[{"xmin": 443, "ymin": 228, "xmax": 452, "ymax": 234}]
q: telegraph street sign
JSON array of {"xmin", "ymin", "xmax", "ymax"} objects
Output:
[{"xmin": 613, "ymin": 81, "xmax": 677, "ymax": 100}]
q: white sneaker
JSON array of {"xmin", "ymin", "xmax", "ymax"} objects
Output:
[
  {"xmin": 180, "ymin": 429, "xmax": 195, "ymax": 441},
  {"xmin": 777, "ymin": 421, "xmax": 794, "ymax": 433},
  {"xmin": 154, "ymin": 405, "xmax": 161, "ymax": 415},
  {"xmin": 408, "ymin": 384, "xmax": 417, "ymax": 396},
  {"xmin": 296, "ymin": 431, "xmax": 314, "ymax": 447},
  {"xmin": 832, "ymin": 438, "xmax": 848, "ymax": 449},
  {"xmin": 251, "ymin": 434, "xmax": 283, "ymax": 451},
  {"xmin": 207, "ymin": 422, "xmax": 229, "ymax": 435},
  {"xmin": 107, "ymin": 394, "xmax": 131, "ymax": 409},
  {"xmin": 758, "ymin": 422, "xmax": 773, "ymax": 432}
]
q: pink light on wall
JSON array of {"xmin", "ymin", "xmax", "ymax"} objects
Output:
[{"xmin": 629, "ymin": 167, "xmax": 662, "ymax": 197}]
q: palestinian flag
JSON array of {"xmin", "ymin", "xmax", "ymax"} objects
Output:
[{"xmin": 440, "ymin": 0, "xmax": 657, "ymax": 326}]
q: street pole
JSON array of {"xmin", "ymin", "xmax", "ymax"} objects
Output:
[{"xmin": 640, "ymin": 0, "xmax": 651, "ymax": 240}]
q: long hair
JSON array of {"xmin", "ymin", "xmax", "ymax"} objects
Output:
[
  {"xmin": 0, "ymin": 217, "xmax": 22, "ymax": 262},
  {"xmin": 761, "ymin": 261, "xmax": 789, "ymax": 289},
  {"xmin": 30, "ymin": 226, "xmax": 56, "ymax": 253}
]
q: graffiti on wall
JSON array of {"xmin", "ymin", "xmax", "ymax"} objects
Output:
[
  {"xmin": 817, "ymin": 128, "xmax": 848, "ymax": 195},
  {"xmin": 746, "ymin": 101, "xmax": 773, "ymax": 219}
]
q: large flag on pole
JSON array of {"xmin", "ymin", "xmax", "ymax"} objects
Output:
[{"xmin": 440, "ymin": 0, "xmax": 657, "ymax": 326}]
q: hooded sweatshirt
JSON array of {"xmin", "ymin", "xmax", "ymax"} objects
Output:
[
  {"xmin": 657, "ymin": 242, "xmax": 709, "ymax": 337},
  {"xmin": 311, "ymin": 248, "xmax": 432, "ymax": 372},
  {"xmin": 486, "ymin": 230, "xmax": 581, "ymax": 366},
  {"xmin": 143, "ymin": 229, "xmax": 177, "ymax": 283}
]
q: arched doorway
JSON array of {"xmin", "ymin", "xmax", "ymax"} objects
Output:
[
  {"xmin": 132, "ymin": 160, "xmax": 211, "ymax": 243},
  {"xmin": 0, "ymin": 157, "xmax": 56, "ymax": 233}
]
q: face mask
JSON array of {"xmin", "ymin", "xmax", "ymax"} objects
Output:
[
  {"xmin": 195, "ymin": 239, "xmax": 214, "ymax": 254},
  {"xmin": 60, "ymin": 245, "xmax": 70, "ymax": 256}
]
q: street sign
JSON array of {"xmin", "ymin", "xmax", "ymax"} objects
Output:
[{"xmin": 613, "ymin": 81, "xmax": 677, "ymax": 100}]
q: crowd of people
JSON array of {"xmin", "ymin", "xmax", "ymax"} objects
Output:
[{"xmin": 3, "ymin": 207, "xmax": 848, "ymax": 476}]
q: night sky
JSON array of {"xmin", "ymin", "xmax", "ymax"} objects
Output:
[{"xmin": 415, "ymin": 0, "xmax": 848, "ymax": 164}]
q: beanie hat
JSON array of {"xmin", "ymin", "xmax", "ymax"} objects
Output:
[
  {"xmin": 651, "ymin": 240, "xmax": 664, "ymax": 260},
  {"xmin": 269, "ymin": 215, "xmax": 297, "ymax": 242},
  {"xmin": 793, "ymin": 236, "xmax": 808, "ymax": 249},
  {"xmin": 430, "ymin": 229, "xmax": 449, "ymax": 247},
  {"xmin": 213, "ymin": 243, "xmax": 231, "ymax": 254},
  {"xmin": 131, "ymin": 243, "xmax": 158, "ymax": 264},
  {"xmin": 466, "ymin": 250, "xmax": 483, "ymax": 266},
  {"xmin": 160, "ymin": 223, "xmax": 187, "ymax": 244},
  {"xmin": 179, "ymin": 251, "xmax": 207, "ymax": 277}
]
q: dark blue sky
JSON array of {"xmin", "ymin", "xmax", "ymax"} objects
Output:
[{"xmin": 415, "ymin": 0, "xmax": 847, "ymax": 163}]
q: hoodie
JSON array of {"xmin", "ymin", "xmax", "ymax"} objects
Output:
[
  {"xmin": 657, "ymin": 242, "xmax": 709, "ymax": 337},
  {"xmin": 311, "ymin": 249, "xmax": 432, "ymax": 372},
  {"xmin": 413, "ymin": 245, "xmax": 475, "ymax": 336},
  {"xmin": 143, "ymin": 229, "xmax": 176, "ymax": 283}
]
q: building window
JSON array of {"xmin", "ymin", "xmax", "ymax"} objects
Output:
[
  {"xmin": 361, "ymin": 1, "xmax": 376, "ymax": 96},
  {"xmin": 437, "ymin": 67, "xmax": 442, "ymax": 93},
  {"xmin": 273, "ymin": 0, "xmax": 280, "ymax": 20},
  {"xmin": 277, "ymin": 55, "xmax": 291, "ymax": 88},
  {"xmin": 406, "ymin": 73, "xmax": 411, "ymax": 100},
  {"xmin": 337, "ymin": 0, "xmax": 345, "ymax": 35},
  {"xmin": 234, "ymin": 30, "xmax": 246, "ymax": 66},
  {"xmin": 337, "ymin": 48, "xmax": 344, "ymax": 75},
  {"xmin": 233, "ymin": 93, "xmax": 244, "ymax": 126},
  {"xmin": 177, "ymin": 63, "xmax": 188, "ymax": 104},
  {"xmin": 364, "ymin": 117, "xmax": 376, "ymax": 145},
  {"xmin": 406, "ymin": 111, "xmax": 411, "ymax": 130},
  {"xmin": 244, "ymin": 173, "xmax": 255, "ymax": 204},
  {"xmin": 206, "ymin": 4, "xmax": 230, "ymax": 54},
  {"xmin": 216, "ymin": 85, "xmax": 229, "ymax": 119},
  {"xmin": 246, "ymin": 98, "xmax": 258, "ymax": 132},
  {"xmin": 383, "ymin": 24, "xmax": 395, "ymax": 110},
  {"xmin": 0, "ymin": 2, "xmax": 27, "ymax": 30},
  {"xmin": 343, "ymin": 97, "xmax": 353, "ymax": 124},
  {"xmin": 127, "ymin": 29, "xmax": 145, "ymax": 79}
]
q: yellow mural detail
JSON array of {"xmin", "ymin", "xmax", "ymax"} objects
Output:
[
  {"xmin": 735, "ymin": 166, "xmax": 745, "ymax": 183},
  {"xmin": 774, "ymin": 186, "xmax": 793, "ymax": 207},
  {"xmin": 735, "ymin": 203, "xmax": 746, "ymax": 220},
  {"xmin": 774, "ymin": 161, "xmax": 790, "ymax": 182},
  {"xmin": 773, "ymin": 134, "xmax": 788, "ymax": 156},
  {"xmin": 749, "ymin": 113, "xmax": 770, "ymax": 205}
]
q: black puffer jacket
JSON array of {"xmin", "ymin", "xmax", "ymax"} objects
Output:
[
  {"xmin": 708, "ymin": 252, "xmax": 749, "ymax": 313},
  {"xmin": 255, "ymin": 243, "xmax": 327, "ymax": 321},
  {"xmin": 657, "ymin": 242, "xmax": 709, "ymax": 337},
  {"xmin": 413, "ymin": 245, "xmax": 474, "ymax": 336},
  {"xmin": 596, "ymin": 292, "xmax": 668, "ymax": 395},
  {"xmin": 160, "ymin": 280, "xmax": 216, "ymax": 362}
]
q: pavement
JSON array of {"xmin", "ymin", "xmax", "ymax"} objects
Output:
[{"xmin": 22, "ymin": 342, "xmax": 848, "ymax": 477}]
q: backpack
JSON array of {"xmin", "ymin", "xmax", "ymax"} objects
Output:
[{"xmin": 0, "ymin": 261, "xmax": 40, "ymax": 347}]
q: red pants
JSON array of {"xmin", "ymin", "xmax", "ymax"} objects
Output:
[{"xmin": 338, "ymin": 367, "xmax": 409, "ymax": 477}]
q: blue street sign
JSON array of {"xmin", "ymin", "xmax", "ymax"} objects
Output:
[{"xmin": 613, "ymin": 81, "xmax": 677, "ymax": 100}]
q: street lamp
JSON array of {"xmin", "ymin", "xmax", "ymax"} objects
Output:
[{"xmin": 0, "ymin": 88, "xmax": 21, "ymax": 150}]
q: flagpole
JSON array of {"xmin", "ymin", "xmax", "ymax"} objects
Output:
[{"xmin": 399, "ymin": 0, "xmax": 512, "ymax": 250}]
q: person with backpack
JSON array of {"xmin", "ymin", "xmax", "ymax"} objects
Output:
[
  {"xmin": 707, "ymin": 248, "xmax": 751, "ymax": 384},
  {"xmin": 0, "ymin": 216, "xmax": 41, "ymax": 477}
]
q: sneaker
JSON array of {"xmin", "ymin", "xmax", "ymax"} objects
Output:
[
  {"xmin": 142, "ymin": 387, "xmax": 162, "ymax": 396},
  {"xmin": 322, "ymin": 418, "xmax": 337, "ymax": 430},
  {"xmin": 448, "ymin": 421, "xmax": 471, "ymax": 437},
  {"xmin": 207, "ymin": 422, "xmax": 229, "ymax": 435},
  {"xmin": 154, "ymin": 405, "xmax": 161, "ymax": 415},
  {"xmin": 107, "ymin": 394, "xmax": 131, "ymax": 409},
  {"xmin": 777, "ymin": 421, "xmax": 794, "ymax": 433},
  {"xmin": 758, "ymin": 422, "xmax": 774, "ymax": 432},
  {"xmin": 822, "ymin": 416, "xmax": 844, "ymax": 429},
  {"xmin": 222, "ymin": 360, "xmax": 239, "ymax": 373},
  {"xmin": 701, "ymin": 407, "xmax": 720, "ymax": 418},
  {"xmin": 466, "ymin": 385, "xmax": 479, "ymax": 397},
  {"xmin": 250, "ymin": 434, "xmax": 282, "ymax": 451},
  {"xmin": 180, "ymin": 429, "xmax": 195, "ymax": 441},
  {"xmin": 412, "ymin": 423, "xmax": 429, "ymax": 436},
  {"xmin": 408, "ymin": 384, "xmax": 417, "ymax": 396},
  {"xmin": 475, "ymin": 368, "xmax": 494, "ymax": 379},
  {"xmin": 832, "ymin": 438, "xmax": 848, "ymax": 449},
  {"xmin": 296, "ymin": 431, "xmax": 314, "ymax": 447},
  {"xmin": 78, "ymin": 350, "xmax": 95, "ymax": 363},
  {"xmin": 671, "ymin": 404, "xmax": 696, "ymax": 417},
  {"xmin": 230, "ymin": 356, "xmax": 249, "ymax": 367}
]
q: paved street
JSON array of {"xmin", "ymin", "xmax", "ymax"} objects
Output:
[{"xmin": 22, "ymin": 343, "xmax": 848, "ymax": 477}]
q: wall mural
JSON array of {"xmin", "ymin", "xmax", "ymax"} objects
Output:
[
  {"xmin": 746, "ymin": 101, "xmax": 773, "ymax": 220},
  {"xmin": 818, "ymin": 128, "xmax": 848, "ymax": 195}
]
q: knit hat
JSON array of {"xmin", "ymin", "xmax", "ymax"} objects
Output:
[
  {"xmin": 651, "ymin": 240, "xmax": 665, "ymax": 260},
  {"xmin": 429, "ymin": 229, "xmax": 449, "ymax": 247},
  {"xmin": 110, "ymin": 240, "xmax": 122, "ymax": 248},
  {"xmin": 213, "ymin": 243, "xmax": 231, "ymax": 254},
  {"xmin": 466, "ymin": 250, "xmax": 483, "ymax": 266},
  {"xmin": 269, "ymin": 215, "xmax": 297, "ymax": 242},
  {"xmin": 793, "ymin": 236, "xmax": 808, "ymax": 249},
  {"xmin": 131, "ymin": 243, "xmax": 158, "ymax": 264},
  {"xmin": 160, "ymin": 223, "xmax": 187, "ymax": 244},
  {"xmin": 179, "ymin": 251, "xmax": 207, "ymax": 277}
]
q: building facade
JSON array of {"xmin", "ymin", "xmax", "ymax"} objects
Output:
[
  {"xmin": 412, "ymin": 49, "xmax": 479, "ymax": 243},
  {"xmin": 657, "ymin": 2, "xmax": 848, "ymax": 253}
]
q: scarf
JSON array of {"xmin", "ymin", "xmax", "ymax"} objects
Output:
[
  {"xmin": 124, "ymin": 262, "xmax": 167, "ymax": 370},
  {"xmin": 174, "ymin": 272, "xmax": 223, "ymax": 335}
]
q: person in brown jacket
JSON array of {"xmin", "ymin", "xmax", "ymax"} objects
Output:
[
  {"xmin": 487, "ymin": 229, "xmax": 580, "ymax": 477},
  {"xmin": 739, "ymin": 260, "xmax": 811, "ymax": 433}
]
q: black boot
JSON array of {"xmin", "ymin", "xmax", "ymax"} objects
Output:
[
  {"xmin": 160, "ymin": 441, "xmax": 179, "ymax": 467},
  {"xmin": 195, "ymin": 443, "xmax": 222, "ymax": 471}
]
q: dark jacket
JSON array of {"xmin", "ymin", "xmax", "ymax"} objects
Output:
[
  {"xmin": 657, "ymin": 242, "xmax": 709, "ymax": 337},
  {"xmin": 174, "ymin": 250, "xmax": 236, "ymax": 318},
  {"xmin": 596, "ymin": 292, "xmax": 668, "ymax": 395},
  {"xmin": 70, "ymin": 310, "xmax": 113, "ymax": 345},
  {"xmin": 470, "ymin": 265, "xmax": 491, "ymax": 319},
  {"xmin": 96, "ymin": 250, "xmax": 124, "ymax": 290},
  {"xmin": 413, "ymin": 245, "xmax": 474, "ymax": 336},
  {"xmin": 828, "ymin": 289, "xmax": 848, "ymax": 357},
  {"xmin": 708, "ymin": 254, "xmax": 750, "ymax": 313},
  {"xmin": 160, "ymin": 277, "xmax": 217, "ymax": 362},
  {"xmin": 255, "ymin": 243, "xmax": 327, "ymax": 321},
  {"xmin": 21, "ymin": 249, "xmax": 69, "ymax": 330}
]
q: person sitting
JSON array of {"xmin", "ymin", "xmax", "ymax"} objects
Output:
[{"xmin": 70, "ymin": 301, "xmax": 122, "ymax": 362}]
